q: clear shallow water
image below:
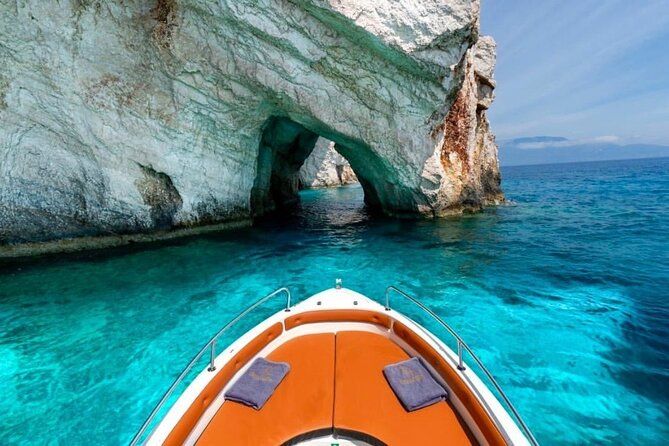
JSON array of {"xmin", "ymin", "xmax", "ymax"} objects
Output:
[{"xmin": 1, "ymin": 157, "xmax": 668, "ymax": 445}]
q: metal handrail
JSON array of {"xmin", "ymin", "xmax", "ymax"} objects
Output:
[
  {"xmin": 129, "ymin": 287, "xmax": 291, "ymax": 446},
  {"xmin": 385, "ymin": 286, "xmax": 539, "ymax": 446}
]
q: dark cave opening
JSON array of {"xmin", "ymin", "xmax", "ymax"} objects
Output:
[{"xmin": 250, "ymin": 116, "xmax": 381, "ymax": 217}]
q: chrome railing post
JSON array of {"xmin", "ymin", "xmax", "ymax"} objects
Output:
[
  {"xmin": 284, "ymin": 288, "xmax": 291, "ymax": 312},
  {"xmin": 385, "ymin": 288, "xmax": 391, "ymax": 311},
  {"xmin": 457, "ymin": 341, "xmax": 465, "ymax": 371},
  {"xmin": 207, "ymin": 341, "xmax": 216, "ymax": 372}
]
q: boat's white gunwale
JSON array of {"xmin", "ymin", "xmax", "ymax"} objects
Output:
[{"xmin": 145, "ymin": 287, "xmax": 530, "ymax": 446}]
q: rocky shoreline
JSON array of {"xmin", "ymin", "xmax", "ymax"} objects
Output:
[{"xmin": 0, "ymin": 219, "xmax": 250, "ymax": 260}]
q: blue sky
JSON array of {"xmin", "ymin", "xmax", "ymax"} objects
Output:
[{"xmin": 481, "ymin": 0, "xmax": 669, "ymax": 145}]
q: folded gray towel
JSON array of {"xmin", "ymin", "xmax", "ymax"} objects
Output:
[
  {"xmin": 224, "ymin": 357, "xmax": 290, "ymax": 410},
  {"xmin": 383, "ymin": 357, "xmax": 447, "ymax": 411}
]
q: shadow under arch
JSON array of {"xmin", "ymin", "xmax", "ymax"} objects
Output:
[{"xmin": 250, "ymin": 116, "xmax": 392, "ymax": 217}]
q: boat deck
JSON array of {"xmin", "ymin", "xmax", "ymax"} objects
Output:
[{"xmin": 195, "ymin": 331, "xmax": 476, "ymax": 446}]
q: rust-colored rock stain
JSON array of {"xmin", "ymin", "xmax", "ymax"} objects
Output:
[
  {"xmin": 151, "ymin": 0, "xmax": 177, "ymax": 49},
  {"xmin": 437, "ymin": 75, "xmax": 473, "ymax": 173}
]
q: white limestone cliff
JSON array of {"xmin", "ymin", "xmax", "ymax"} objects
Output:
[
  {"xmin": 299, "ymin": 138, "xmax": 357, "ymax": 188},
  {"xmin": 0, "ymin": 0, "xmax": 503, "ymax": 250}
]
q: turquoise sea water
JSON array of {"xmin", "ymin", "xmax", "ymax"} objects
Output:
[{"xmin": 1, "ymin": 157, "xmax": 668, "ymax": 445}]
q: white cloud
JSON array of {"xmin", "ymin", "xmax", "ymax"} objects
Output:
[
  {"xmin": 591, "ymin": 135, "xmax": 621, "ymax": 143},
  {"xmin": 516, "ymin": 136, "xmax": 622, "ymax": 150}
]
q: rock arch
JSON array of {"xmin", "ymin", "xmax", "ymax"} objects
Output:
[{"xmin": 250, "ymin": 115, "xmax": 396, "ymax": 216}]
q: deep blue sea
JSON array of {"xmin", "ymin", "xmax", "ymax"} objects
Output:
[{"xmin": 1, "ymin": 157, "xmax": 668, "ymax": 445}]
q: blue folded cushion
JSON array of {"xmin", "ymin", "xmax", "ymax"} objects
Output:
[
  {"xmin": 383, "ymin": 357, "xmax": 448, "ymax": 411},
  {"xmin": 224, "ymin": 357, "xmax": 290, "ymax": 410}
]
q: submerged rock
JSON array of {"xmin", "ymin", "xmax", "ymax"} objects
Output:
[
  {"xmin": 299, "ymin": 138, "xmax": 358, "ymax": 189},
  {"xmin": 0, "ymin": 0, "xmax": 503, "ymax": 249}
]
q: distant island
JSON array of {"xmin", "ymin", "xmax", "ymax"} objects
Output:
[{"xmin": 499, "ymin": 136, "xmax": 669, "ymax": 166}]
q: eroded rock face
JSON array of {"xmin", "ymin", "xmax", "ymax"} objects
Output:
[
  {"xmin": 0, "ymin": 0, "xmax": 502, "ymax": 247},
  {"xmin": 299, "ymin": 138, "xmax": 358, "ymax": 189},
  {"xmin": 426, "ymin": 36, "xmax": 504, "ymax": 213},
  {"xmin": 135, "ymin": 164, "xmax": 183, "ymax": 229}
]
